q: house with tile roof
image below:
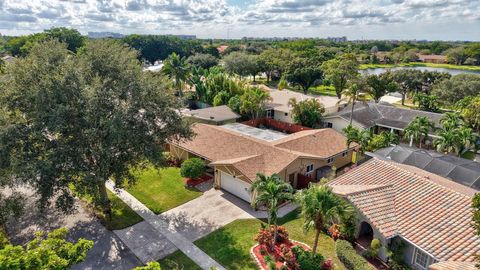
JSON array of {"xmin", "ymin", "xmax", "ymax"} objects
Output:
[
  {"xmin": 323, "ymin": 102, "xmax": 443, "ymax": 137},
  {"xmin": 169, "ymin": 123, "xmax": 355, "ymax": 202},
  {"xmin": 265, "ymin": 89, "xmax": 343, "ymax": 124},
  {"xmin": 329, "ymin": 158, "xmax": 479, "ymax": 270}
]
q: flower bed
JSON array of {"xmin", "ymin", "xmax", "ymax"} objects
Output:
[
  {"xmin": 251, "ymin": 240, "xmax": 311, "ymax": 270},
  {"xmin": 184, "ymin": 174, "xmax": 212, "ymax": 187}
]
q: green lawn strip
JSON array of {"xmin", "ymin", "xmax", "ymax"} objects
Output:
[
  {"xmin": 158, "ymin": 250, "xmax": 202, "ymax": 270},
  {"xmin": 106, "ymin": 190, "xmax": 144, "ymax": 230},
  {"xmin": 461, "ymin": 151, "xmax": 476, "ymax": 160},
  {"xmin": 309, "ymin": 85, "xmax": 337, "ymax": 97},
  {"xmin": 188, "ymin": 210, "xmax": 346, "ymax": 270},
  {"xmin": 72, "ymin": 185, "xmax": 143, "ymax": 230},
  {"xmin": 125, "ymin": 167, "xmax": 202, "ymax": 214},
  {"xmin": 359, "ymin": 62, "xmax": 480, "ymax": 71}
]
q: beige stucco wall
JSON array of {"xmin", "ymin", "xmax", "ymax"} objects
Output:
[
  {"xmin": 324, "ymin": 117, "xmax": 364, "ymax": 134},
  {"xmin": 273, "ymin": 109, "xmax": 294, "ymax": 123}
]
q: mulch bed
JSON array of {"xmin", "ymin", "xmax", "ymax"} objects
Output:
[
  {"xmin": 251, "ymin": 240, "xmax": 310, "ymax": 270},
  {"xmin": 184, "ymin": 174, "xmax": 212, "ymax": 187}
]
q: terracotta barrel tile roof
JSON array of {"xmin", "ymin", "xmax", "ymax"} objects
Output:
[{"xmin": 329, "ymin": 158, "xmax": 480, "ymax": 262}]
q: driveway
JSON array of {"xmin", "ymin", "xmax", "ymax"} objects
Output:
[
  {"xmin": 5, "ymin": 186, "xmax": 141, "ymax": 270},
  {"xmin": 159, "ymin": 185, "xmax": 298, "ymax": 241}
]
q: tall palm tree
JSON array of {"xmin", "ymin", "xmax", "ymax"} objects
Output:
[
  {"xmin": 250, "ymin": 173, "xmax": 294, "ymax": 249},
  {"xmin": 404, "ymin": 116, "xmax": 434, "ymax": 148},
  {"xmin": 162, "ymin": 52, "xmax": 189, "ymax": 98},
  {"xmin": 341, "ymin": 78, "xmax": 368, "ymax": 125},
  {"xmin": 296, "ymin": 185, "xmax": 352, "ymax": 255}
]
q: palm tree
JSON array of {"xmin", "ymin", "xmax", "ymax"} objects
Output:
[
  {"xmin": 434, "ymin": 129, "xmax": 461, "ymax": 155},
  {"xmin": 404, "ymin": 116, "xmax": 434, "ymax": 148},
  {"xmin": 250, "ymin": 173, "xmax": 294, "ymax": 249},
  {"xmin": 162, "ymin": 52, "xmax": 189, "ymax": 98},
  {"xmin": 440, "ymin": 112, "xmax": 464, "ymax": 131},
  {"xmin": 343, "ymin": 125, "xmax": 360, "ymax": 148},
  {"xmin": 341, "ymin": 78, "xmax": 368, "ymax": 125},
  {"xmin": 457, "ymin": 127, "xmax": 477, "ymax": 155},
  {"xmin": 296, "ymin": 185, "xmax": 352, "ymax": 255}
]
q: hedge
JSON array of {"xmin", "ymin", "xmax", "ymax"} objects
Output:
[{"xmin": 335, "ymin": 240, "xmax": 373, "ymax": 270}]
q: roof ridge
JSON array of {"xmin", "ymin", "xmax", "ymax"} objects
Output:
[{"xmin": 344, "ymin": 184, "xmax": 394, "ymax": 196}]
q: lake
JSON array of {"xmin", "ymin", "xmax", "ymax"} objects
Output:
[{"xmin": 359, "ymin": 66, "xmax": 480, "ymax": 76}]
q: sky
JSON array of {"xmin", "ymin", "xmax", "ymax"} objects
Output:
[{"xmin": 0, "ymin": 0, "xmax": 479, "ymax": 41}]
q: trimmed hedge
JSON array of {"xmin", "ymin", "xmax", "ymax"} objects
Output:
[{"xmin": 335, "ymin": 240, "xmax": 373, "ymax": 270}]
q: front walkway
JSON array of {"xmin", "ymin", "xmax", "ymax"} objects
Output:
[{"xmin": 106, "ymin": 180, "xmax": 226, "ymax": 270}]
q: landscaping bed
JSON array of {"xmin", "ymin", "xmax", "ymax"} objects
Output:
[
  {"xmin": 184, "ymin": 174, "xmax": 212, "ymax": 188},
  {"xmin": 251, "ymin": 240, "xmax": 311, "ymax": 270}
]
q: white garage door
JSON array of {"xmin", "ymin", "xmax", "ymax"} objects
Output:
[{"xmin": 220, "ymin": 171, "xmax": 252, "ymax": 203}]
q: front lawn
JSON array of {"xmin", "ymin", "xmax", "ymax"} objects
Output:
[
  {"xmin": 106, "ymin": 190, "xmax": 144, "ymax": 230},
  {"xmin": 126, "ymin": 167, "xmax": 202, "ymax": 214},
  {"xmin": 158, "ymin": 250, "xmax": 201, "ymax": 270},
  {"xmin": 159, "ymin": 210, "xmax": 346, "ymax": 270},
  {"xmin": 72, "ymin": 186, "xmax": 143, "ymax": 230}
]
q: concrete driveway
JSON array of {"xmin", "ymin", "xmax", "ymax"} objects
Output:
[{"xmin": 159, "ymin": 186, "xmax": 297, "ymax": 241}]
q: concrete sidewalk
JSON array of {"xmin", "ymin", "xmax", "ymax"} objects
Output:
[{"xmin": 106, "ymin": 180, "xmax": 226, "ymax": 270}]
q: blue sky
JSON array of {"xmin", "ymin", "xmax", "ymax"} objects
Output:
[{"xmin": 0, "ymin": 0, "xmax": 479, "ymax": 40}]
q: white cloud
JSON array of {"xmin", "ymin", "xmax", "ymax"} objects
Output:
[{"xmin": 0, "ymin": 0, "xmax": 478, "ymax": 40}]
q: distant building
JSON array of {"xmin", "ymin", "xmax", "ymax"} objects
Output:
[
  {"xmin": 88, "ymin": 32, "xmax": 124, "ymax": 39},
  {"xmin": 169, "ymin": 35, "xmax": 196, "ymax": 40},
  {"xmin": 217, "ymin": 45, "xmax": 229, "ymax": 54},
  {"xmin": 417, "ymin": 54, "xmax": 448, "ymax": 64},
  {"xmin": 327, "ymin": 36, "xmax": 347, "ymax": 42}
]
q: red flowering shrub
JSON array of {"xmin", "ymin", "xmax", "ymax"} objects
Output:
[
  {"xmin": 328, "ymin": 224, "xmax": 341, "ymax": 241},
  {"xmin": 254, "ymin": 227, "xmax": 274, "ymax": 250},
  {"xmin": 272, "ymin": 225, "xmax": 289, "ymax": 243},
  {"xmin": 321, "ymin": 259, "xmax": 333, "ymax": 270}
]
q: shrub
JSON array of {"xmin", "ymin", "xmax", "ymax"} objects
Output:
[
  {"xmin": 260, "ymin": 248, "xmax": 267, "ymax": 256},
  {"xmin": 273, "ymin": 225, "xmax": 289, "ymax": 243},
  {"xmin": 292, "ymin": 246, "xmax": 324, "ymax": 270},
  {"xmin": 264, "ymin": 255, "xmax": 276, "ymax": 270},
  {"xmin": 134, "ymin": 261, "xmax": 161, "ymax": 270},
  {"xmin": 280, "ymin": 265, "xmax": 288, "ymax": 270},
  {"xmin": 321, "ymin": 259, "xmax": 333, "ymax": 270},
  {"xmin": 370, "ymin": 238, "xmax": 381, "ymax": 257},
  {"xmin": 180, "ymin": 158, "xmax": 205, "ymax": 179},
  {"xmin": 280, "ymin": 244, "xmax": 299, "ymax": 269},
  {"xmin": 254, "ymin": 227, "xmax": 274, "ymax": 250},
  {"xmin": 0, "ymin": 227, "xmax": 9, "ymax": 249},
  {"xmin": 336, "ymin": 240, "xmax": 373, "ymax": 270},
  {"xmin": 327, "ymin": 224, "xmax": 341, "ymax": 240}
]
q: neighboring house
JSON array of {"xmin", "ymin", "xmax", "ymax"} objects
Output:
[
  {"xmin": 182, "ymin": 105, "xmax": 240, "ymax": 125},
  {"xmin": 217, "ymin": 45, "xmax": 229, "ymax": 54},
  {"xmin": 169, "ymin": 123, "xmax": 355, "ymax": 202},
  {"xmin": 329, "ymin": 158, "xmax": 479, "ymax": 270},
  {"xmin": 323, "ymin": 102, "xmax": 443, "ymax": 136},
  {"xmin": 370, "ymin": 145, "xmax": 480, "ymax": 190},
  {"xmin": 417, "ymin": 54, "xmax": 448, "ymax": 64},
  {"xmin": 266, "ymin": 89, "xmax": 343, "ymax": 123}
]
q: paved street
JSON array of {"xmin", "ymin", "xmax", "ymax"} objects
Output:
[{"xmin": 5, "ymin": 185, "xmax": 141, "ymax": 270}]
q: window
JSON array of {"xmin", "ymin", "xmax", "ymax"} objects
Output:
[
  {"xmin": 414, "ymin": 248, "xmax": 429, "ymax": 270},
  {"xmin": 284, "ymin": 112, "xmax": 288, "ymax": 116},
  {"xmin": 342, "ymin": 151, "xmax": 348, "ymax": 157},
  {"xmin": 326, "ymin": 122, "xmax": 333, "ymax": 128},
  {"xmin": 306, "ymin": 164, "xmax": 314, "ymax": 173},
  {"xmin": 327, "ymin": 157, "xmax": 334, "ymax": 164}
]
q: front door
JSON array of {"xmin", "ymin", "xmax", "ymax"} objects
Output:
[{"xmin": 288, "ymin": 173, "xmax": 295, "ymax": 188}]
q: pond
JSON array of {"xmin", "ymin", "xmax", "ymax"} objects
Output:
[{"xmin": 359, "ymin": 66, "xmax": 480, "ymax": 76}]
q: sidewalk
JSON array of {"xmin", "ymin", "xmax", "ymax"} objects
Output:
[{"xmin": 106, "ymin": 180, "xmax": 226, "ymax": 270}]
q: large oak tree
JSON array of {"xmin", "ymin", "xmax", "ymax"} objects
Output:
[{"xmin": 0, "ymin": 40, "xmax": 192, "ymax": 216}]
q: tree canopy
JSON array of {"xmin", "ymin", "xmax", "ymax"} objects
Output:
[
  {"xmin": 0, "ymin": 40, "xmax": 192, "ymax": 216},
  {"xmin": 432, "ymin": 74, "xmax": 480, "ymax": 105},
  {"xmin": 0, "ymin": 228, "xmax": 93, "ymax": 270},
  {"xmin": 288, "ymin": 98, "xmax": 325, "ymax": 128},
  {"xmin": 321, "ymin": 54, "xmax": 359, "ymax": 98}
]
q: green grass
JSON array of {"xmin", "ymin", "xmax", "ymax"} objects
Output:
[
  {"xmin": 126, "ymin": 167, "xmax": 202, "ymax": 214},
  {"xmin": 159, "ymin": 250, "xmax": 202, "ymax": 270},
  {"xmin": 309, "ymin": 85, "xmax": 337, "ymax": 97},
  {"xmin": 106, "ymin": 190, "xmax": 144, "ymax": 230},
  {"xmin": 159, "ymin": 210, "xmax": 346, "ymax": 270},
  {"xmin": 461, "ymin": 151, "xmax": 476, "ymax": 160},
  {"xmin": 72, "ymin": 185, "xmax": 143, "ymax": 230},
  {"xmin": 359, "ymin": 62, "xmax": 480, "ymax": 71}
]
